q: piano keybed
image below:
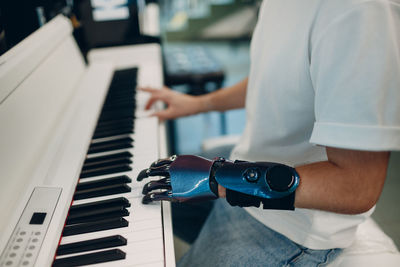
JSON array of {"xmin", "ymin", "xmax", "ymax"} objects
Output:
[{"xmin": 53, "ymin": 68, "xmax": 165, "ymax": 267}]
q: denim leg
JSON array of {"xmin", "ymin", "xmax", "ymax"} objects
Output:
[
  {"xmin": 178, "ymin": 199, "xmax": 342, "ymax": 267},
  {"xmin": 172, "ymin": 201, "xmax": 214, "ymax": 244}
]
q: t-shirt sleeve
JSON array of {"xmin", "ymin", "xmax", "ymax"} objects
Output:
[{"xmin": 309, "ymin": 1, "xmax": 400, "ymax": 151}]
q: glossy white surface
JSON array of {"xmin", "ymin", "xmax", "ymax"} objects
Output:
[{"xmin": 0, "ymin": 14, "xmax": 174, "ymax": 267}]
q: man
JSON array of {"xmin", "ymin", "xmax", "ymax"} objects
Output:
[{"xmin": 141, "ymin": 0, "xmax": 400, "ymax": 266}]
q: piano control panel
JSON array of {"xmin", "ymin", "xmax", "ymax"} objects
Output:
[{"xmin": 0, "ymin": 187, "xmax": 61, "ymax": 267}]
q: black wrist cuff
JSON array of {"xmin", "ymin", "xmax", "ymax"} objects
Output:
[
  {"xmin": 226, "ymin": 189, "xmax": 295, "ymax": 210},
  {"xmin": 226, "ymin": 189, "xmax": 262, "ymax": 208}
]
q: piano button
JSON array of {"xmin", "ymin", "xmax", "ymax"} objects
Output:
[
  {"xmin": 79, "ymin": 164, "xmax": 132, "ymax": 178},
  {"xmin": 53, "ymin": 248, "xmax": 126, "ymax": 266},
  {"xmin": 56, "ymin": 235, "xmax": 127, "ymax": 256},
  {"xmin": 73, "ymin": 184, "xmax": 131, "ymax": 200},
  {"xmin": 87, "ymin": 137, "xmax": 133, "ymax": 154},
  {"xmin": 62, "ymin": 217, "xmax": 129, "ymax": 236},
  {"xmin": 66, "ymin": 208, "xmax": 129, "ymax": 225}
]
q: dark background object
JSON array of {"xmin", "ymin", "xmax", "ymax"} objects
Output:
[
  {"xmin": 74, "ymin": 0, "xmax": 160, "ymax": 54},
  {"xmin": 74, "ymin": 0, "xmax": 140, "ymax": 49},
  {"xmin": 0, "ymin": 0, "xmax": 69, "ymax": 55}
]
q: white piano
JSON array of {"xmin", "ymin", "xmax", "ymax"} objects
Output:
[{"xmin": 0, "ymin": 15, "xmax": 175, "ymax": 267}]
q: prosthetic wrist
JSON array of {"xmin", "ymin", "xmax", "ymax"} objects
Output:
[
  {"xmin": 215, "ymin": 159, "xmax": 299, "ymax": 210},
  {"xmin": 137, "ymin": 155, "xmax": 299, "ymax": 210}
]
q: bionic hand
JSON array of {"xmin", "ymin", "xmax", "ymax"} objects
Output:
[{"xmin": 137, "ymin": 155, "xmax": 300, "ymax": 210}]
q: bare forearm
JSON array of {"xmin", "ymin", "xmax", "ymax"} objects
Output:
[
  {"xmin": 198, "ymin": 77, "xmax": 248, "ymax": 112},
  {"xmin": 218, "ymin": 148, "xmax": 389, "ymax": 214},
  {"xmin": 294, "ymin": 148, "xmax": 389, "ymax": 214}
]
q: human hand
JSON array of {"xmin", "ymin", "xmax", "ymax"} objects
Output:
[{"xmin": 140, "ymin": 86, "xmax": 205, "ymax": 120}]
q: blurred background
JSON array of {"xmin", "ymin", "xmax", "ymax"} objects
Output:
[
  {"xmin": 157, "ymin": 0, "xmax": 259, "ymax": 155},
  {"xmin": 0, "ymin": 0, "xmax": 398, "ymax": 260}
]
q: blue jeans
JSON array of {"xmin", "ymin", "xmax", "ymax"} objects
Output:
[{"xmin": 178, "ymin": 199, "xmax": 341, "ymax": 267}]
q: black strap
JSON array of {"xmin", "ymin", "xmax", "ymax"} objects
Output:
[
  {"xmin": 226, "ymin": 190, "xmax": 295, "ymax": 210},
  {"xmin": 226, "ymin": 190, "xmax": 261, "ymax": 208}
]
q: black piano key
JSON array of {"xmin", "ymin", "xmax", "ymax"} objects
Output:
[
  {"xmin": 73, "ymin": 184, "xmax": 131, "ymax": 200},
  {"xmin": 81, "ymin": 158, "xmax": 132, "ymax": 171},
  {"xmin": 93, "ymin": 128, "xmax": 133, "ymax": 139},
  {"xmin": 107, "ymin": 84, "xmax": 135, "ymax": 92},
  {"xmin": 104, "ymin": 91, "xmax": 135, "ymax": 100},
  {"xmin": 100, "ymin": 102, "xmax": 134, "ymax": 111},
  {"xmin": 66, "ymin": 208, "xmax": 130, "ymax": 225},
  {"xmin": 103, "ymin": 99, "xmax": 135, "ymax": 108},
  {"xmin": 95, "ymin": 118, "xmax": 134, "ymax": 129},
  {"xmin": 68, "ymin": 203, "xmax": 128, "ymax": 219},
  {"xmin": 106, "ymin": 84, "xmax": 135, "ymax": 92},
  {"xmin": 98, "ymin": 108, "xmax": 135, "ymax": 122},
  {"xmin": 112, "ymin": 67, "xmax": 138, "ymax": 80},
  {"xmin": 53, "ymin": 248, "xmax": 126, "ymax": 266},
  {"xmin": 83, "ymin": 152, "xmax": 132, "ymax": 167},
  {"xmin": 109, "ymin": 79, "xmax": 136, "ymax": 88},
  {"xmin": 56, "ymin": 235, "xmax": 127, "ymax": 256},
  {"xmin": 97, "ymin": 114, "xmax": 134, "ymax": 125},
  {"xmin": 105, "ymin": 93, "xmax": 134, "ymax": 102},
  {"xmin": 94, "ymin": 121, "xmax": 133, "ymax": 132},
  {"xmin": 62, "ymin": 217, "xmax": 129, "ymax": 236},
  {"xmin": 88, "ymin": 137, "xmax": 133, "ymax": 154},
  {"xmin": 77, "ymin": 175, "xmax": 132, "ymax": 190},
  {"xmin": 98, "ymin": 114, "xmax": 134, "ymax": 124},
  {"xmin": 104, "ymin": 93, "xmax": 135, "ymax": 101},
  {"xmin": 70, "ymin": 197, "xmax": 130, "ymax": 212},
  {"xmin": 68, "ymin": 197, "xmax": 131, "ymax": 224},
  {"xmin": 89, "ymin": 136, "xmax": 133, "ymax": 148},
  {"xmin": 80, "ymin": 164, "xmax": 132, "ymax": 178}
]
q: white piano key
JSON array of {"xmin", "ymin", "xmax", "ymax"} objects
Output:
[
  {"xmin": 56, "ymin": 83, "xmax": 170, "ymax": 267},
  {"xmin": 56, "ymin": 238, "xmax": 165, "ymax": 266}
]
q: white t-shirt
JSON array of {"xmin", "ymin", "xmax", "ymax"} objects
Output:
[{"xmin": 231, "ymin": 0, "xmax": 400, "ymax": 249}]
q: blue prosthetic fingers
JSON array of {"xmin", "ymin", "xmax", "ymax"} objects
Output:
[{"xmin": 137, "ymin": 155, "xmax": 219, "ymax": 204}]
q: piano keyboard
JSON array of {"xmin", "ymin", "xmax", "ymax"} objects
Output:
[{"xmin": 53, "ymin": 68, "xmax": 165, "ymax": 267}]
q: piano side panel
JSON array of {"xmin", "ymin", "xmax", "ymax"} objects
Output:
[
  {"xmin": 35, "ymin": 62, "xmax": 115, "ymax": 266},
  {"xmin": 0, "ymin": 16, "xmax": 73, "ymax": 104},
  {"xmin": 0, "ymin": 35, "xmax": 87, "ymax": 250}
]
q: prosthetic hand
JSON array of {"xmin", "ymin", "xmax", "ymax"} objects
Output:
[{"xmin": 137, "ymin": 155, "xmax": 300, "ymax": 210}]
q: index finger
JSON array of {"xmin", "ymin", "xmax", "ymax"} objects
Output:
[{"xmin": 139, "ymin": 87, "xmax": 159, "ymax": 94}]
